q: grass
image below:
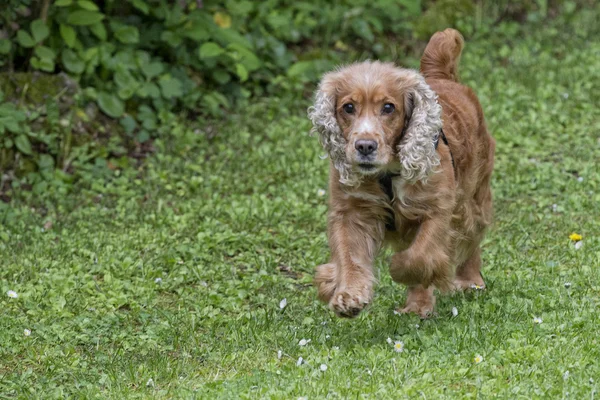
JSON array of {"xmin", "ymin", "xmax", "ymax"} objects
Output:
[{"xmin": 1, "ymin": 9, "xmax": 600, "ymax": 399}]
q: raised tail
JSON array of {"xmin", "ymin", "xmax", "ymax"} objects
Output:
[{"xmin": 420, "ymin": 28, "xmax": 464, "ymax": 82}]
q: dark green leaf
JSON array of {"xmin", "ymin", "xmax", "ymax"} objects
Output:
[
  {"xmin": 137, "ymin": 82, "xmax": 160, "ymax": 99},
  {"xmin": 31, "ymin": 19, "xmax": 50, "ymax": 43},
  {"xmin": 77, "ymin": 0, "xmax": 99, "ymax": 11},
  {"xmin": 199, "ymin": 42, "xmax": 224, "ymax": 59},
  {"xmin": 15, "ymin": 135, "xmax": 33, "ymax": 155},
  {"xmin": 62, "ymin": 49, "xmax": 85, "ymax": 74},
  {"xmin": 227, "ymin": 44, "xmax": 261, "ymax": 71},
  {"xmin": 120, "ymin": 115, "xmax": 137, "ymax": 134},
  {"xmin": 55, "ymin": 0, "xmax": 72, "ymax": 5},
  {"xmin": 67, "ymin": 10, "xmax": 105, "ymax": 26},
  {"xmin": 38, "ymin": 154, "xmax": 55, "ymax": 170},
  {"xmin": 235, "ymin": 64, "xmax": 248, "ymax": 82},
  {"xmin": 30, "ymin": 56, "xmax": 55, "ymax": 72},
  {"xmin": 89, "ymin": 22, "xmax": 107, "ymax": 40},
  {"xmin": 212, "ymin": 70, "xmax": 230, "ymax": 85},
  {"xmin": 17, "ymin": 30, "xmax": 35, "ymax": 48},
  {"xmin": 0, "ymin": 39, "xmax": 11, "ymax": 54},
  {"xmin": 141, "ymin": 62, "xmax": 164, "ymax": 79},
  {"xmin": 131, "ymin": 0, "xmax": 150, "ymax": 14},
  {"xmin": 114, "ymin": 26, "xmax": 139, "ymax": 44},
  {"xmin": 60, "ymin": 24, "xmax": 77, "ymax": 48},
  {"xmin": 158, "ymin": 75, "xmax": 183, "ymax": 99},
  {"xmin": 35, "ymin": 46, "xmax": 56, "ymax": 60},
  {"xmin": 97, "ymin": 92, "xmax": 124, "ymax": 118}
]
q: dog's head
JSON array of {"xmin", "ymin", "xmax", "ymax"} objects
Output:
[{"xmin": 308, "ymin": 61, "xmax": 442, "ymax": 186}]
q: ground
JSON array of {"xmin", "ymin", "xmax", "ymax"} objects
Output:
[{"xmin": 1, "ymin": 12, "xmax": 599, "ymax": 399}]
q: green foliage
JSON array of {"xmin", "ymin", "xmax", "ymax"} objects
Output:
[{"xmin": 0, "ymin": 0, "xmax": 594, "ymax": 197}]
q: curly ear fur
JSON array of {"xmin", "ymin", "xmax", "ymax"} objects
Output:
[
  {"xmin": 307, "ymin": 80, "xmax": 360, "ymax": 186},
  {"xmin": 399, "ymin": 71, "xmax": 443, "ymax": 183}
]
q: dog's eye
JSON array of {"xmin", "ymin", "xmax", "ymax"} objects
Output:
[
  {"xmin": 343, "ymin": 103, "xmax": 354, "ymax": 114},
  {"xmin": 382, "ymin": 103, "xmax": 395, "ymax": 114}
]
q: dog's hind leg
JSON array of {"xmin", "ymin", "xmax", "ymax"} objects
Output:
[{"xmin": 453, "ymin": 246, "xmax": 486, "ymax": 290}]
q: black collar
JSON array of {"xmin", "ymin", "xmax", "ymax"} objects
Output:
[{"xmin": 378, "ymin": 128, "xmax": 454, "ymax": 231}]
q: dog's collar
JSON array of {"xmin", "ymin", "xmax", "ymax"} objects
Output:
[{"xmin": 378, "ymin": 128, "xmax": 454, "ymax": 231}]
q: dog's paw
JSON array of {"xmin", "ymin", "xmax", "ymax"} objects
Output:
[
  {"xmin": 397, "ymin": 302, "xmax": 436, "ymax": 319},
  {"xmin": 453, "ymin": 278, "xmax": 486, "ymax": 292},
  {"xmin": 329, "ymin": 285, "xmax": 372, "ymax": 318},
  {"xmin": 314, "ymin": 263, "xmax": 337, "ymax": 302},
  {"xmin": 397, "ymin": 286, "xmax": 436, "ymax": 319}
]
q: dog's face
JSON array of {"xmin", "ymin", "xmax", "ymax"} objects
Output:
[
  {"xmin": 309, "ymin": 61, "xmax": 443, "ymax": 186},
  {"xmin": 332, "ymin": 74, "xmax": 407, "ymax": 176}
]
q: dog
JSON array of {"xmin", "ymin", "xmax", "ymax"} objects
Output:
[{"xmin": 308, "ymin": 29, "xmax": 495, "ymax": 318}]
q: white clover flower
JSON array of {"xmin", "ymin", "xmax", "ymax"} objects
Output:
[
  {"xmin": 393, "ymin": 341, "xmax": 404, "ymax": 353},
  {"xmin": 320, "ymin": 364, "xmax": 328, "ymax": 372},
  {"xmin": 415, "ymin": 324, "xmax": 420, "ymax": 329},
  {"xmin": 277, "ymin": 350, "xmax": 282, "ymax": 360},
  {"xmin": 333, "ymin": 346, "xmax": 339, "ymax": 350},
  {"xmin": 279, "ymin": 298, "xmax": 287, "ymax": 309},
  {"xmin": 154, "ymin": 278, "xmax": 162, "ymax": 284},
  {"xmin": 6, "ymin": 290, "xmax": 18, "ymax": 298},
  {"xmin": 451, "ymin": 307, "xmax": 458, "ymax": 317},
  {"xmin": 146, "ymin": 378, "xmax": 154, "ymax": 387},
  {"xmin": 367, "ymin": 369, "xmax": 372, "ymax": 376},
  {"xmin": 533, "ymin": 316, "xmax": 543, "ymax": 324},
  {"xmin": 575, "ymin": 241, "xmax": 583, "ymax": 250},
  {"xmin": 577, "ymin": 177, "xmax": 584, "ymax": 182},
  {"xmin": 563, "ymin": 370, "xmax": 570, "ymax": 380},
  {"xmin": 474, "ymin": 355, "xmax": 483, "ymax": 364},
  {"xmin": 317, "ymin": 189, "xmax": 326, "ymax": 197},
  {"xmin": 298, "ymin": 338, "xmax": 310, "ymax": 346},
  {"xmin": 386, "ymin": 337, "xmax": 393, "ymax": 344},
  {"xmin": 296, "ymin": 357, "xmax": 304, "ymax": 366},
  {"xmin": 24, "ymin": 329, "xmax": 31, "ymax": 337},
  {"xmin": 393, "ymin": 310, "xmax": 401, "ymax": 315},
  {"xmin": 325, "ymin": 335, "xmax": 330, "ymax": 339}
]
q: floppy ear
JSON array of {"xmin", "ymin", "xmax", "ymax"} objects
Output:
[
  {"xmin": 398, "ymin": 73, "xmax": 443, "ymax": 183},
  {"xmin": 308, "ymin": 77, "xmax": 358, "ymax": 186}
]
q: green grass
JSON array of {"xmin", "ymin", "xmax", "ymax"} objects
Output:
[{"xmin": 1, "ymin": 10, "xmax": 600, "ymax": 399}]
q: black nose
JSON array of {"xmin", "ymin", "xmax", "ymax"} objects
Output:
[{"xmin": 355, "ymin": 140, "xmax": 378, "ymax": 156}]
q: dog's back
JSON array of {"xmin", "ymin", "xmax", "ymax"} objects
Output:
[{"xmin": 420, "ymin": 29, "xmax": 495, "ymax": 267}]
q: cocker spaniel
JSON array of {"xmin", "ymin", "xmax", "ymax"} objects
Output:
[{"xmin": 308, "ymin": 29, "xmax": 495, "ymax": 318}]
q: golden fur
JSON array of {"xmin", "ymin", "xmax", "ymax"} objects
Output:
[{"xmin": 309, "ymin": 29, "xmax": 495, "ymax": 318}]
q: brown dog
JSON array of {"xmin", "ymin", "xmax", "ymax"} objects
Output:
[{"xmin": 308, "ymin": 29, "xmax": 495, "ymax": 318}]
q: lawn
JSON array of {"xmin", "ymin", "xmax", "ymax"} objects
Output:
[{"xmin": 1, "ymin": 11, "xmax": 600, "ymax": 399}]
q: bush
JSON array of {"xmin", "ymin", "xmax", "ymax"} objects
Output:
[{"xmin": 0, "ymin": 0, "xmax": 592, "ymax": 199}]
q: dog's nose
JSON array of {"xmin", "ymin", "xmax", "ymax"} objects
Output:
[{"xmin": 355, "ymin": 140, "xmax": 378, "ymax": 156}]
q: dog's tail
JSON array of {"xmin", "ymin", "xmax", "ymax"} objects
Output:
[{"xmin": 420, "ymin": 28, "xmax": 464, "ymax": 83}]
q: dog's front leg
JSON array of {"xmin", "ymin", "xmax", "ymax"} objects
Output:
[
  {"xmin": 390, "ymin": 215, "xmax": 453, "ymax": 292},
  {"xmin": 315, "ymin": 209, "xmax": 384, "ymax": 318}
]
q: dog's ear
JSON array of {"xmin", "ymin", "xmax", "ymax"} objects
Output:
[
  {"xmin": 308, "ymin": 75, "xmax": 357, "ymax": 186},
  {"xmin": 398, "ymin": 74, "xmax": 443, "ymax": 183}
]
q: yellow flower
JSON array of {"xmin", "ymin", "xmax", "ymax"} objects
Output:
[
  {"xmin": 569, "ymin": 233, "xmax": 582, "ymax": 241},
  {"xmin": 213, "ymin": 12, "xmax": 231, "ymax": 29}
]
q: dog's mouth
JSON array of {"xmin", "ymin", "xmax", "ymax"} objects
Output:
[{"xmin": 357, "ymin": 163, "xmax": 379, "ymax": 173}]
